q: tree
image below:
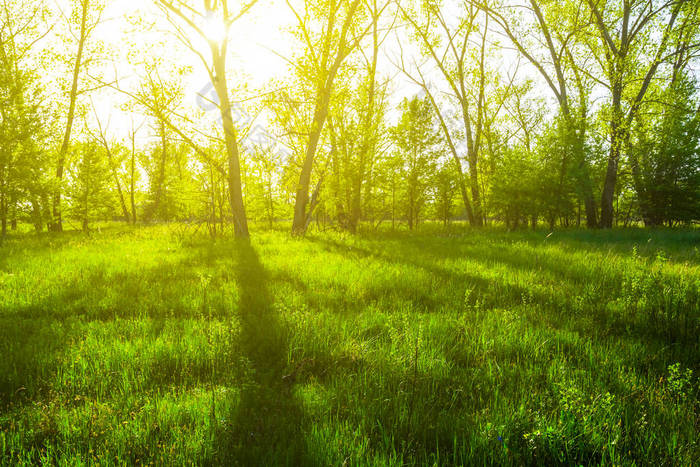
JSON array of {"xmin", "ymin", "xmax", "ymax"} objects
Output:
[
  {"xmin": 51, "ymin": 0, "xmax": 104, "ymax": 232},
  {"xmin": 0, "ymin": 0, "xmax": 51, "ymax": 236},
  {"xmin": 490, "ymin": 146, "xmax": 543, "ymax": 229},
  {"xmin": 88, "ymin": 102, "xmax": 131, "ymax": 222},
  {"xmin": 434, "ymin": 164, "xmax": 458, "ymax": 226},
  {"xmin": 583, "ymin": 0, "xmax": 698, "ymax": 227},
  {"xmin": 156, "ymin": 0, "xmax": 260, "ymax": 238},
  {"xmin": 344, "ymin": 0, "xmax": 391, "ymax": 233},
  {"xmin": 399, "ymin": 1, "xmax": 504, "ymax": 227},
  {"xmin": 127, "ymin": 121, "xmax": 142, "ymax": 224},
  {"xmin": 325, "ymin": 73, "xmax": 390, "ymax": 232},
  {"xmin": 65, "ymin": 140, "xmax": 112, "ymax": 232},
  {"xmin": 287, "ymin": 0, "xmax": 373, "ymax": 235},
  {"xmin": 0, "ymin": 63, "xmax": 45, "ymax": 236},
  {"xmin": 476, "ymin": 0, "xmax": 599, "ymax": 227},
  {"xmin": 246, "ymin": 145, "xmax": 282, "ymax": 228},
  {"xmin": 134, "ymin": 68, "xmax": 184, "ymax": 221},
  {"xmin": 630, "ymin": 74, "xmax": 700, "ymax": 225},
  {"xmin": 390, "ymin": 96, "xmax": 441, "ymax": 230}
]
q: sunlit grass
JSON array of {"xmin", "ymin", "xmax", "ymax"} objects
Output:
[{"xmin": 1, "ymin": 225, "xmax": 698, "ymax": 465}]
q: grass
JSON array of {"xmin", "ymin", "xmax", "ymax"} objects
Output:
[{"xmin": 0, "ymin": 224, "xmax": 698, "ymax": 465}]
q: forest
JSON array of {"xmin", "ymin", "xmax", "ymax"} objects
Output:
[
  {"xmin": 1, "ymin": 0, "xmax": 699, "ymax": 465},
  {"xmin": 0, "ymin": 0, "xmax": 698, "ymax": 234}
]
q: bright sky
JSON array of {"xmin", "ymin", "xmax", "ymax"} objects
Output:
[
  {"xmin": 82, "ymin": 0, "xmax": 297, "ymax": 141},
  {"xmin": 21, "ymin": 0, "xmax": 697, "ymax": 173},
  {"xmin": 43, "ymin": 0, "xmax": 528, "ymax": 147}
]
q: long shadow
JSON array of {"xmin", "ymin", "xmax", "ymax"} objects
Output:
[
  {"xmin": 2, "ymin": 237, "xmax": 320, "ymax": 464},
  {"xmin": 0, "ymin": 259, "xmax": 237, "ymax": 414},
  {"xmin": 0, "ymin": 314, "xmax": 70, "ymax": 411},
  {"xmin": 305, "ymin": 235, "xmax": 567, "ymax": 310},
  {"xmin": 212, "ymin": 240, "xmax": 310, "ymax": 466},
  {"xmin": 307, "ymin": 235, "xmax": 699, "ymax": 368}
]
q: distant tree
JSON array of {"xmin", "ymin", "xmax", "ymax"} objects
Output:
[
  {"xmin": 135, "ymin": 69, "xmax": 183, "ymax": 221},
  {"xmin": 344, "ymin": 0, "xmax": 391, "ymax": 233},
  {"xmin": 246, "ymin": 145, "xmax": 281, "ymax": 228},
  {"xmin": 325, "ymin": 75, "xmax": 389, "ymax": 232},
  {"xmin": 127, "ymin": 121, "xmax": 142, "ymax": 225},
  {"xmin": 66, "ymin": 141, "xmax": 112, "ymax": 232},
  {"xmin": 88, "ymin": 104, "xmax": 131, "ymax": 223},
  {"xmin": 141, "ymin": 139, "xmax": 198, "ymax": 222},
  {"xmin": 434, "ymin": 164, "xmax": 458, "ymax": 226},
  {"xmin": 0, "ymin": 0, "xmax": 51, "ymax": 236},
  {"xmin": 390, "ymin": 96, "xmax": 441, "ymax": 230},
  {"xmin": 369, "ymin": 136, "xmax": 403, "ymax": 229},
  {"xmin": 630, "ymin": 75, "xmax": 700, "ymax": 226},
  {"xmin": 582, "ymin": 0, "xmax": 699, "ymax": 228},
  {"xmin": 0, "ymin": 67, "xmax": 46, "ymax": 236},
  {"xmin": 491, "ymin": 147, "xmax": 538, "ymax": 229},
  {"xmin": 478, "ymin": 0, "xmax": 599, "ymax": 227},
  {"xmin": 399, "ymin": 2, "xmax": 499, "ymax": 226}
]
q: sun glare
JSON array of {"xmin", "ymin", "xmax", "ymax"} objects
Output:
[{"xmin": 203, "ymin": 14, "xmax": 227, "ymax": 43}]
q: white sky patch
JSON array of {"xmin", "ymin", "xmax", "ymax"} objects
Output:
[{"xmin": 39, "ymin": 0, "xmax": 552, "ymax": 150}]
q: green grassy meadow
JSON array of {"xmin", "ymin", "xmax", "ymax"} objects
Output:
[{"xmin": 1, "ymin": 225, "xmax": 699, "ymax": 465}]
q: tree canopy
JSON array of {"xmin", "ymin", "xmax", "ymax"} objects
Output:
[{"xmin": 1, "ymin": 0, "xmax": 699, "ymax": 237}]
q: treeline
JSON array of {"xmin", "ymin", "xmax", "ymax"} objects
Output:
[{"xmin": 1, "ymin": 0, "xmax": 699, "ymax": 239}]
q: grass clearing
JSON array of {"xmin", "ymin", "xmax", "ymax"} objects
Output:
[{"xmin": 1, "ymin": 225, "xmax": 699, "ymax": 465}]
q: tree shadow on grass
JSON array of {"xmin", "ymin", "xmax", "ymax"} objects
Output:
[
  {"xmin": 212, "ymin": 239, "xmax": 310, "ymax": 466},
  {"xmin": 306, "ymin": 235, "xmax": 699, "ymax": 368},
  {"xmin": 0, "ymin": 316, "xmax": 71, "ymax": 411},
  {"xmin": 305, "ymin": 235, "xmax": 567, "ymax": 311},
  {"xmin": 0, "ymin": 259, "xmax": 233, "ymax": 414},
  {"xmin": 0, "ymin": 241, "xmax": 313, "ymax": 464}
]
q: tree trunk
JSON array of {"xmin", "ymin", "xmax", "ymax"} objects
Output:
[
  {"xmin": 152, "ymin": 120, "xmax": 168, "ymax": 219},
  {"xmin": 600, "ymin": 124, "xmax": 621, "ymax": 228},
  {"xmin": 209, "ymin": 166, "xmax": 217, "ymax": 237},
  {"xmin": 40, "ymin": 193, "xmax": 51, "ymax": 231},
  {"xmin": 267, "ymin": 177, "xmax": 274, "ymax": 229},
  {"xmin": 292, "ymin": 83, "xmax": 332, "ymax": 236},
  {"xmin": 572, "ymin": 122, "xmax": 598, "ymax": 228},
  {"xmin": 10, "ymin": 204, "xmax": 16, "ymax": 231},
  {"xmin": 130, "ymin": 145, "xmax": 137, "ymax": 224},
  {"xmin": 391, "ymin": 178, "xmax": 396, "ymax": 230},
  {"xmin": 0, "ymin": 191, "xmax": 6, "ymax": 237},
  {"xmin": 473, "ymin": 30, "xmax": 487, "ymax": 227},
  {"xmin": 467, "ymin": 151, "xmax": 482, "ymax": 226},
  {"xmin": 53, "ymin": 0, "xmax": 90, "ymax": 233},
  {"xmin": 82, "ymin": 182, "xmax": 89, "ymax": 233},
  {"xmin": 583, "ymin": 193, "xmax": 597, "ymax": 228},
  {"xmin": 29, "ymin": 197, "xmax": 42, "ymax": 232},
  {"xmin": 459, "ymin": 96, "xmax": 482, "ymax": 227},
  {"xmin": 211, "ymin": 51, "xmax": 249, "ymax": 238},
  {"xmin": 348, "ymin": 4, "xmax": 381, "ymax": 234}
]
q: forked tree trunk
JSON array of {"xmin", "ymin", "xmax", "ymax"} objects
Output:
[
  {"xmin": 347, "ymin": 0, "xmax": 381, "ymax": 234},
  {"xmin": 291, "ymin": 0, "xmax": 363, "ymax": 236},
  {"xmin": 102, "ymin": 139, "xmax": 130, "ymax": 222},
  {"xmin": 292, "ymin": 85, "xmax": 332, "ymax": 236},
  {"xmin": 0, "ymin": 192, "xmax": 6, "ymax": 237}
]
